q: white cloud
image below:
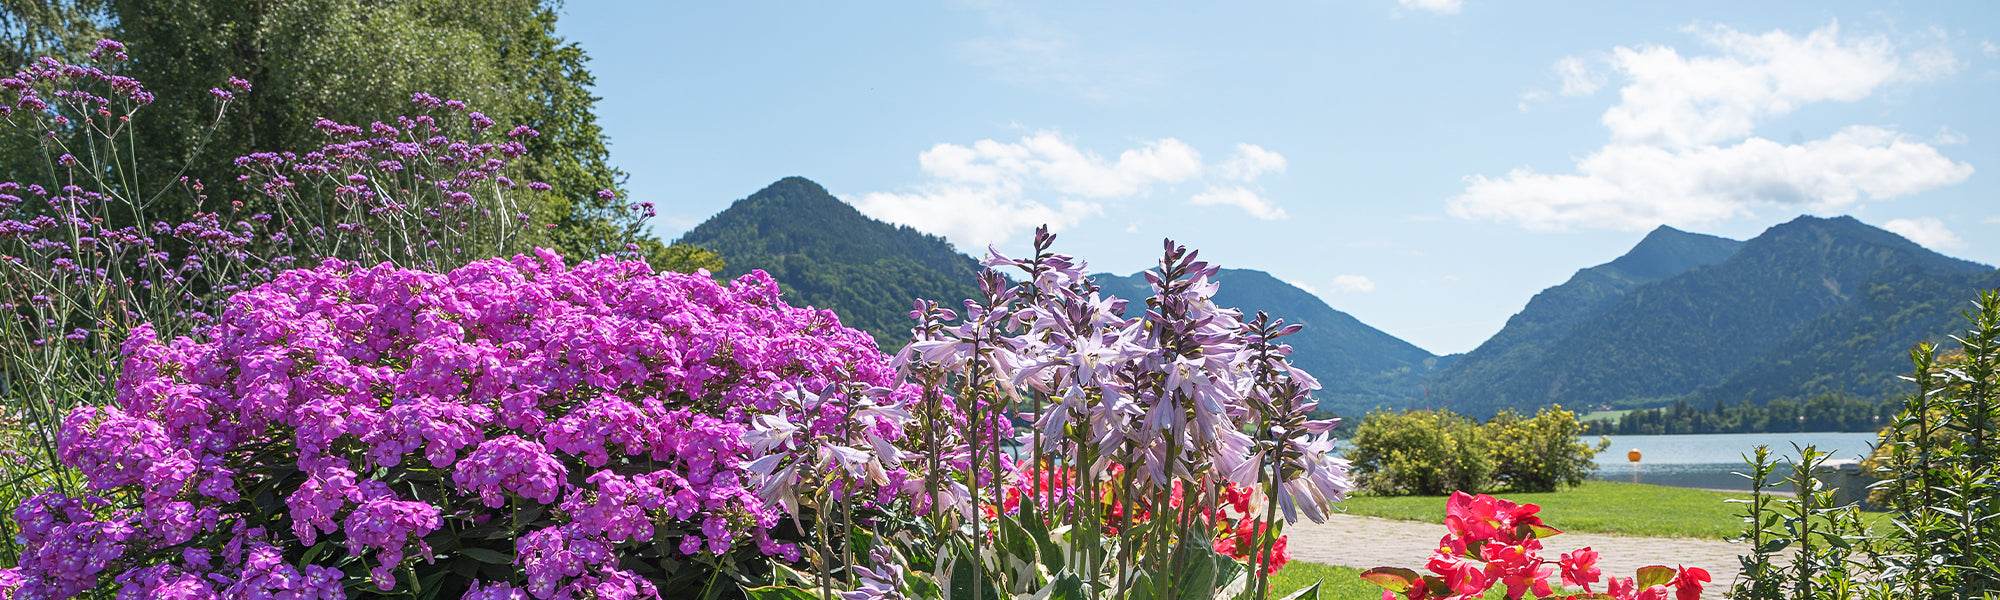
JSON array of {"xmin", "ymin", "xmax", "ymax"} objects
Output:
[
  {"xmin": 1983, "ymin": 40, "xmax": 1999, "ymax": 58},
  {"xmin": 1555, "ymin": 56, "xmax": 1604, "ymax": 96},
  {"xmin": 1934, "ymin": 127, "xmax": 1970, "ymax": 145},
  {"xmin": 1191, "ymin": 187, "xmax": 1289, "ymax": 220},
  {"xmin": 1602, "ymin": 22, "xmax": 1943, "ymax": 149},
  {"xmin": 1284, "ymin": 279, "xmax": 1322, "ymax": 297},
  {"xmin": 1453, "ymin": 126, "xmax": 1972, "ymax": 230},
  {"xmin": 1397, "ymin": 0, "xmax": 1462, "ymax": 16},
  {"xmin": 851, "ymin": 187, "xmax": 1101, "ymax": 250},
  {"xmin": 1883, "ymin": 217, "xmax": 1965, "ymax": 250},
  {"xmin": 1331, "ymin": 274, "xmax": 1378, "ymax": 293},
  {"xmin": 854, "ymin": 132, "xmax": 1291, "ymax": 247},
  {"xmin": 919, "ymin": 133, "xmax": 1202, "ymax": 197},
  {"xmin": 1453, "ymin": 21, "xmax": 1972, "ymax": 231},
  {"xmin": 1218, "ymin": 144, "xmax": 1288, "ymax": 181}
]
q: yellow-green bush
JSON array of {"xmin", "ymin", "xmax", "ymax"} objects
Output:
[
  {"xmin": 1349, "ymin": 409, "xmax": 1494, "ymax": 496},
  {"xmin": 1349, "ymin": 405, "xmax": 1602, "ymax": 496}
]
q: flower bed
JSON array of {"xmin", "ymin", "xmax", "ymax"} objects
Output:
[{"xmin": 9, "ymin": 251, "xmax": 919, "ymax": 598}]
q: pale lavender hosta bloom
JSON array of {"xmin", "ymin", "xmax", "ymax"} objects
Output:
[
  {"xmin": 841, "ymin": 547, "xmax": 908, "ymax": 600},
  {"xmin": 930, "ymin": 232, "xmax": 1354, "ymax": 524}
]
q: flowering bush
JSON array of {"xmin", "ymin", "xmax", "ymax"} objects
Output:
[
  {"xmin": 5, "ymin": 251, "xmax": 926, "ymax": 598},
  {"xmin": 762, "ymin": 229, "xmax": 1357, "ymax": 600},
  {"xmin": 0, "ymin": 40, "xmax": 666, "ymax": 566},
  {"xmin": 1362, "ymin": 492, "xmax": 1709, "ymax": 600}
]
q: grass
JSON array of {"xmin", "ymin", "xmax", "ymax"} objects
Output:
[
  {"xmin": 1268, "ymin": 561, "xmax": 1549, "ymax": 599},
  {"xmin": 1579, "ymin": 409, "xmax": 1632, "ymax": 423},
  {"xmin": 1265, "ymin": 561, "xmax": 1388, "ymax": 599},
  {"xmin": 1339, "ymin": 480, "xmax": 1887, "ymax": 540}
]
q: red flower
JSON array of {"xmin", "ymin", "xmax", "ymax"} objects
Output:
[
  {"xmin": 1671, "ymin": 565, "xmax": 1709, "ymax": 600},
  {"xmin": 1559, "ymin": 547, "xmax": 1602, "ymax": 592},
  {"xmin": 1213, "ymin": 517, "xmax": 1288, "ymax": 574}
]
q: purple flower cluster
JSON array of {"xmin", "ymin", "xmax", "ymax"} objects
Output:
[
  {"xmin": 898, "ymin": 227, "xmax": 1354, "ymax": 535},
  {"xmin": 7, "ymin": 251, "xmax": 925, "ymax": 599}
]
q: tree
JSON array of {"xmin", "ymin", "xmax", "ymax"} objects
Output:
[{"xmin": 3, "ymin": 0, "xmax": 716, "ymax": 270}]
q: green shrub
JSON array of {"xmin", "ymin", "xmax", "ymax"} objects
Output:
[
  {"xmin": 1350, "ymin": 406, "xmax": 1602, "ymax": 496},
  {"xmin": 1484, "ymin": 405, "xmax": 1607, "ymax": 492},
  {"xmin": 1349, "ymin": 409, "xmax": 1494, "ymax": 496}
]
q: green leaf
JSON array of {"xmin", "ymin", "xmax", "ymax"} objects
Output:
[
  {"xmin": 1020, "ymin": 499, "xmax": 1066, "ymax": 574},
  {"xmin": 458, "ymin": 547, "xmax": 514, "ymax": 564},
  {"xmin": 299, "ymin": 540, "xmax": 333, "ymax": 565},
  {"xmin": 1274, "ymin": 581, "xmax": 1320, "ymax": 600},
  {"xmin": 904, "ymin": 571, "xmax": 944, "ymax": 600},
  {"xmin": 1169, "ymin": 536, "xmax": 1221, "ymax": 600},
  {"xmin": 1358, "ymin": 567, "xmax": 1421, "ymax": 592},
  {"xmin": 1635, "ymin": 565, "xmax": 1676, "ymax": 589},
  {"xmin": 945, "ymin": 540, "xmax": 1000, "ymax": 600},
  {"xmin": 743, "ymin": 585, "xmax": 823, "ymax": 600},
  {"xmin": 1127, "ymin": 574, "xmax": 1156, "ymax": 600},
  {"xmin": 1048, "ymin": 572, "xmax": 1086, "ymax": 600}
]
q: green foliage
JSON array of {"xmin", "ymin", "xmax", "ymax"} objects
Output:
[
  {"xmin": 3, "ymin": 0, "xmax": 670, "ymax": 266},
  {"xmin": 651, "ymin": 242, "xmax": 726, "ymax": 274},
  {"xmin": 1588, "ymin": 395, "xmax": 1897, "ymax": 435},
  {"xmin": 1482, "ymin": 405, "xmax": 1605, "ymax": 492},
  {"xmin": 1348, "ymin": 410, "xmax": 1493, "ymax": 496},
  {"xmin": 1351, "ymin": 406, "xmax": 1602, "ymax": 496},
  {"xmin": 1733, "ymin": 289, "xmax": 2000, "ymax": 598},
  {"xmin": 675, "ymin": 177, "xmax": 980, "ymax": 347}
]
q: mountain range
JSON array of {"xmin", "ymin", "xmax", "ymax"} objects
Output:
[{"xmin": 677, "ymin": 177, "xmax": 1999, "ymax": 417}]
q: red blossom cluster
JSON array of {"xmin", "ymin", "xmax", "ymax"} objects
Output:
[
  {"xmin": 1006, "ymin": 465, "xmax": 1293, "ymax": 575},
  {"xmin": 1365, "ymin": 492, "xmax": 1709, "ymax": 600}
]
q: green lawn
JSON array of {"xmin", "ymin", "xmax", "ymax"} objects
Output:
[
  {"xmin": 1579, "ymin": 409, "xmax": 1631, "ymax": 423},
  {"xmin": 1266, "ymin": 562, "xmax": 1388, "ymax": 600},
  {"xmin": 1269, "ymin": 561, "xmax": 1547, "ymax": 599},
  {"xmin": 1338, "ymin": 480, "xmax": 1886, "ymax": 540}
]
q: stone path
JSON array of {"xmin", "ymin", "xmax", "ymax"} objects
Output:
[{"xmin": 1286, "ymin": 514, "xmax": 1748, "ymax": 594}]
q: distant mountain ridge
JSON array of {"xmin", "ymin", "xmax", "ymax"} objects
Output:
[
  {"xmin": 679, "ymin": 178, "xmax": 1999, "ymax": 419},
  {"xmin": 675, "ymin": 177, "xmax": 980, "ymax": 346},
  {"xmin": 1422, "ymin": 226, "xmax": 1744, "ymax": 412},
  {"xmin": 1423, "ymin": 215, "xmax": 1998, "ymax": 415}
]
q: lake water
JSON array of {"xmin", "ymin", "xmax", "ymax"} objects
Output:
[{"xmin": 1590, "ymin": 432, "xmax": 1880, "ymax": 491}]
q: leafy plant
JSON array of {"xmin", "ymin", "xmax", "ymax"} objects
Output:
[
  {"xmin": 1729, "ymin": 289, "xmax": 2000, "ymax": 599},
  {"xmin": 1483, "ymin": 406, "xmax": 1607, "ymax": 493},
  {"xmin": 1348, "ymin": 410, "xmax": 1494, "ymax": 496}
]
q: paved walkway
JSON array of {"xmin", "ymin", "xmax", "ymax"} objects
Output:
[{"xmin": 1286, "ymin": 514, "xmax": 1747, "ymax": 594}]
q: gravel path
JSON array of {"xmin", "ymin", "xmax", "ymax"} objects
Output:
[{"xmin": 1286, "ymin": 514, "xmax": 1747, "ymax": 594}]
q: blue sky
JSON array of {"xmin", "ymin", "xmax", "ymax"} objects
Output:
[{"xmin": 556, "ymin": 1, "xmax": 2000, "ymax": 355}]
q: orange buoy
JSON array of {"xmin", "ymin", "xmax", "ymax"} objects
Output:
[{"xmin": 1627, "ymin": 449, "xmax": 1642, "ymax": 463}]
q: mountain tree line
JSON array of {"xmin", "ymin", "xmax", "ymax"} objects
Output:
[{"xmin": 1588, "ymin": 395, "xmax": 1898, "ymax": 435}]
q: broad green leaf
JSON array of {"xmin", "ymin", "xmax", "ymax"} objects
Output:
[
  {"xmin": 1047, "ymin": 572, "xmax": 1086, "ymax": 600},
  {"xmin": 945, "ymin": 540, "xmax": 1001, "ymax": 600},
  {"xmin": 743, "ymin": 585, "xmax": 823, "ymax": 600},
  {"xmin": 1169, "ymin": 536, "xmax": 1221, "ymax": 600},
  {"xmin": 1635, "ymin": 565, "xmax": 1676, "ymax": 589},
  {"xmin": 1127, "ymin": 573, "xmax": 1156, "ymax": 600},
  {"xmin": 1273, "ymin": 581, "xmax": 1320, "ymax": 600},
  {"xmin": 1359, "ymin": 567, "xmax": 1421, "ymax": 592},
  {"xmin": 457, "ymin": 547, "xmax": 513, "ymax": 564},
  {"xmin": 904, "ymin": 571, "xmax": 944, "ymax": 600},
  {"xmin": 1020, "ymin": 500, "xmax": 1067, "ymax": 574}
]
